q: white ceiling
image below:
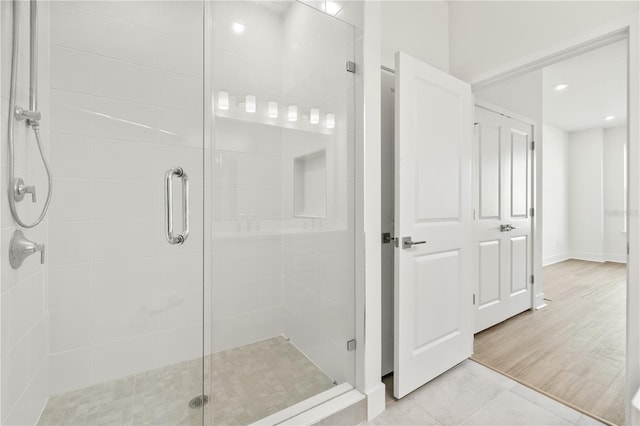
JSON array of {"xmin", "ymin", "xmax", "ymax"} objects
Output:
[{"xmin": 543, "ymin": 39, "xmax": 627, "ymax": 132}]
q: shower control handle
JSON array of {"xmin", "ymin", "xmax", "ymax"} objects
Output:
[
  {"xmin": 13, "ymin": 178, "xmax": 37, "ymax": 202},
  {"xmin": 9, "ymin": 230, "xmax": 45, "ymax": 269}
]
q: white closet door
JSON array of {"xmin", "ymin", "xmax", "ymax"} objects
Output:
[
  {"xmin": 474, "ymin": 106, "xmax": 533, "ymax": 333},
  {"xmin": 393, "ymin": 51, "xmax": 474, "ymax": 399}
]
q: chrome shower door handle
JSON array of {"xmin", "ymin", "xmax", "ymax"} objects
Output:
[{"xmin": 164, "ymin": 167, "xmax": 190, "ymax": 245}]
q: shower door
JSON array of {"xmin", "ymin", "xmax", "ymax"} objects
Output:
[{"xmin": 35, "ymin": 1, "xmax": 206, "ymax": 425}]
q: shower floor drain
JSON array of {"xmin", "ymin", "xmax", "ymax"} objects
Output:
[{"xmin": 189, "ymin": 394, "xmax": 209, "ymax": 409}]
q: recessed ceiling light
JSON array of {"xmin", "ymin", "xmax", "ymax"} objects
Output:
[
  {"xmin": 325, "ymin": 1, "xmax": 342, "ymax": 16},
  {"xmin": 232, "ymin": 22, "xmax": 245, "ymax": 34},
  {"xmin": 554, "ymin": 83, "xmax": 568, "ymax": 91},
  {"xmin": 605, "ymin": 115, "xmax": 616, "ymax": 121}
]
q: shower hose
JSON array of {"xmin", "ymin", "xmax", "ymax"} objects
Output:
[{"xmin": 7, "ymin": 0, "xmax": 52, "ymax": 228}]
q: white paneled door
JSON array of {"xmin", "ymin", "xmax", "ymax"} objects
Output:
[
  {"xmin": 473, "ymin": 106, "xmax": 533, "ymax": 333},
  {"xmin": 393, "ymin": 52, "xmax": 474, "ymax": 399}
]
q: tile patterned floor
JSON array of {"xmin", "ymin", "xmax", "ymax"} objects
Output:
[
  {"xmin": 208, "ymin": 336, "xmax": 335, "ymax": 425},
  {"xmin": 38, "ymin": 336, "xmax": 334, "ymax": 426},
  {"xmin": 370, "ymin": 360, "xmax": 606, "ymax": 426}
]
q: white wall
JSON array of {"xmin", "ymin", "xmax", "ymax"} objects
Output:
[
  {"xmin": 449, "ymin": 1, "xmax": 639, "ymax": 82},
  {"xmin": 604, "ymin": 126, "xmax": 627, "ymax": 262},
  {"xmin": 569, "ymin": 129, "xmax": 604, "ymax": 261},
  {"xmin": 543, "ymin": 125, "xmax": 627, "ymax": 265},
  {"xmin": 380, "ymin": 0, "xmax": 449, "ymax": 72},
  {"xmin": 474, "ymin": 70, "xmax": 543, "ymax": 122},
  {"xmin": 0, "ymin": 1, "xmax": 50, "ymax": 423},
  {"xmin": 46, "ymin": 1, "xmax": 204, "ymax": 395},
  {"xmin": 542, "ymin": 124, "xmax": 570, "ymax": 265}
]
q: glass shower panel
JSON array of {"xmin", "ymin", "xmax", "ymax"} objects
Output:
[
  {"xmin": 35, "ymin": 2, "xmax": 206, "ymax": 425},
  {"xmin": 210, "ymin": 2, "xmax": 356, "ymax": 424}
]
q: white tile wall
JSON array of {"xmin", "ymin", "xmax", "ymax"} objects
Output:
[
  {"xmin": 1, "ymin": 0, "xmax": 50, "ymax": 423},
  {"xmin": 46, "ymin": 0, "xmax": 205, "ymax": 397}
]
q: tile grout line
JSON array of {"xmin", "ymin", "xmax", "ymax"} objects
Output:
[{"xmin": 459, "ymin": 386, "xmax": 513, "ymax": 426}]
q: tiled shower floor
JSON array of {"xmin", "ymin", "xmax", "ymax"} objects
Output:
[{"xmin": 37, "ymin": 336, "xmax": 335, "ymax": 426}]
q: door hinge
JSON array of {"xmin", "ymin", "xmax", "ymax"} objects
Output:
[
  {"xmin": 347, "ymin": 339, "xmax": 356, "ymax": 352},
  {"xmin": 473, "ymin": 294, "xmax": 476, "ymax": 305},
  {"xmin": 530, "ymin": 275, "xmax": 535, "ymax": 284},
  {"xmin": 346, "ymin": 61, "xmax": 356, "ymax": 73},
  {"xmin": 530, "ymin": 207, "xmax": 534, "ymax": 217},
  {"xmin": 531, "ymin": 141, "xmax": 535, "ymax": 150}
]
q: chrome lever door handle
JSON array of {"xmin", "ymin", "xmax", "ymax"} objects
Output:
[
  {"xmin": 164, "ymin": 167, "xmax": 190, "ymax": 245},
  {"xmin": 402, "ymin": 236, "xmax": 426, "ymax": 249},
  {"xmin": 500, "ymin": 224, "xmax": 518, "ymax": 232}
]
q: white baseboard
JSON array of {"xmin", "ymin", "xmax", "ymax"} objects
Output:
[
  {"xmin": 605, "ymin": 254, "xmax": 628, "ymax": 264},
  {"xmin": 534, "ymin": 292, "xmax": 546, "ymax": 310},
  {"xmin": 366, "ymin": 382, "xmax": 386, "ymax": 420},
  {"xmin": 542, "ymin": 253, "xmax": 571, "ymax": 266},
  {"xmin": 570, "ymin": 252, "xmax": 605, "ymax": 263},
  {"xmin": 544, "ymin": 253, "xmax": 628, "ymax": 264}
]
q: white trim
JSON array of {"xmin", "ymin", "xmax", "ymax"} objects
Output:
[
  {"xmin": 628, "ymin": 16, "xmax": 640, "ymax": 426},
  {"xmin": 542, "ymin": 254, "xmax": 571, "ymax": 267},
  {"xmin": 535, "ymin": 301, "xmax": 547, "ymax": 311},
  {"xmin": 569, "ymin": 252, "xmax": 606, "ymax": 263},
  {"xmin": 279, "ymin": 390, "xmax": 366, "ymax": 426},
  {"xmin": 471, "ymin": 17, "xmax": 631, "ymax": 89},
  {"xmin": 605, "ymin": 254, "xmax": 628, "ymax": 264},
  {"xmin": 475, "ymin": 100, "xmax": 536, "ymax": 127},
  {"xmin": 250, "ymin": 384, "xmax": 354, "ymax": 426},
  {"xmin": 543, "ymin": 254, "xmax": 628, "ymax": 266},
  {"xmin": 361, "ymin": 1, "xmax": 385, "ymax": 421},
  {"xmin": 470, "ymin": 15, "xmax": 639, "ymax": 425}
]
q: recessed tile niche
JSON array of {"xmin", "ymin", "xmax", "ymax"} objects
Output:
[{"xmin": 294, "ymin": 150, "xmax": 327, "ymax": 218}]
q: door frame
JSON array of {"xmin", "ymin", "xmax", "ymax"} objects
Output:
[
  {"xmin": 472, "ymin": 100, "xmax": 538, "ymax": 323},
  {"xmin": 469, "ymin": 17, "xmax": 639, "ymax": 424}
]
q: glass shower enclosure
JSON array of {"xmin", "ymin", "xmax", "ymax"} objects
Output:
[
  {"xmin": 208, "ymin": 1, "xmax": 357, "ymax": 424},
  {"xmin": 0, "ymin": 1, "xmax": 357, "ymax": 425}
]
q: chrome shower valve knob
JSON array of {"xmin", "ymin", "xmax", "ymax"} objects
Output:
[
  {"xmin": 13, "ymin": 177, "xmax": 37, "ymax": 202},
  {"xmin": 9, "ymin": 230, "xmax": 45, "ymax": 269}
]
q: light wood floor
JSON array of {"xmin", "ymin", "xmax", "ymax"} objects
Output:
[{"xmin": 472, "ymin": 259, "xmax": 626, "ymax": 425}]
